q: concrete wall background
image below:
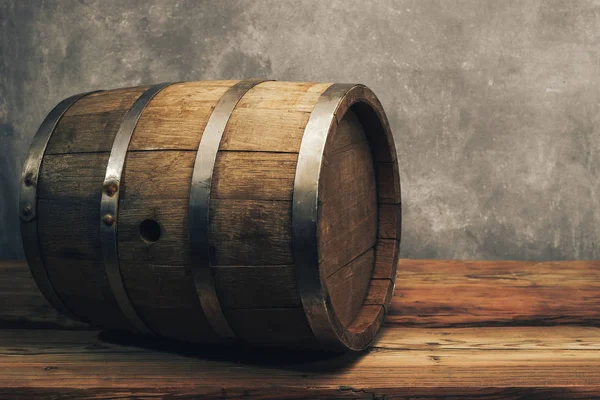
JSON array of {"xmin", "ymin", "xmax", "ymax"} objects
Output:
[{"xmin": 1, "ymin": 0, "xmax": 599, "ymax": 260}]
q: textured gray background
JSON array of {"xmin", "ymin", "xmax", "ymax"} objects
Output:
[{"xmin": 1, "ymin": 0, "xmax": 599, "ymax": 260}]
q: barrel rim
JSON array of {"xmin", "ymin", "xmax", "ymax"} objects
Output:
[
  {"xmin": 19, "ymin": 91, "xmax": 103, "ymax": 323},
  {"xmin": 293, "ymin": 83, "xmax": 401, "ymax": 351}
]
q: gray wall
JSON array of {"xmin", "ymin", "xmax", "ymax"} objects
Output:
[{"xmin": 1, "ymin": 0, "xmax": 599, "ymax": 260}]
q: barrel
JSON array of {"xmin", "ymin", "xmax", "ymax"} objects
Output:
[{"xmin": 19, "ymin": 80, "xmax": 401, "ymax": 351}]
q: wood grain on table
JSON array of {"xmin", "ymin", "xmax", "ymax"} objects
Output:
[{"xmin": 0, "ymin": 259, "xmax": 599, "ymax": 399}]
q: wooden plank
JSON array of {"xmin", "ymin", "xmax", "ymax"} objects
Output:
[
  {"xmin": 209, "ymin": 199, "xmax": 293, "ymax": 266},
  {"xmin": 37, "ymin": 199, "xmax": 133, "ymax": 329},
  {"xmin": 378, "ymin": 203, "xmax": 401, "ymax": 239},
  {"xmin": 118, "ymin": 262, "xmax": 220, "ymax": 343},
  {"xmin": 365, "ymin": 279, "xmax": 393, "ymax": 310},
  {"xmin": 116, "ymin": 149, "xmax": 219, "ymax": 341},
  {"xmin": 391, "ymin": 259, "xmax": 600, "ymax": 327},
  {"xmin": 129, "ymin": 81, "xmax": 236, "ymax": 151},
  {"xmin": 63, "ymin": 86, "xmax": 150, "ymax": 116},
  {"xmin": 0, "ymin": 261, "xmax": 88, "ymax": 329},
  {"xmin": 218, "ymin": 82, "xmax": 330, "ymax": 152},
  {"xmin": 37, "ymin": 199, "xmax": 100, "ymax": 262},
  {"xmin": 47, "ymin": 86, "xmax": 148, "ymax": 153},
  {"xmin": 118, "ymin": 197, "xmax": 190, "ymax": 265},
  {"xmin": 121, "ymin": 150, "xmax": 194, "ymax": 200},
  {"xmin": 326, "ymin": 249, "xmax": 375, "ymax": 327},
  {"xmin": 375, "ymin": 326, "xmax": 600, "ymax": 350},
  {"xmin": 233, "ymin": 81, "xmax": 331, "ymax": 112},
  {"xmin": 46, "ymin": 111, "xmax": 125, "ymax": 154},
  {"xmin": 212, "ymin": 151, "xmax": 297, "ymax": 201},
  {"xmin": 2, "ymin": 258, "xmax": 600, "ymax": 397},
  {"xmin": 348, "ymin": 304, "xmax": 384, "ymax": 335},
  {"xmin": 0, "ymin": 327, "xmax": 598, "ymax": 398},
  {"xmin": 0, "ymin": 387, "xmax": 597, "ymax": 400},
  {"xmin": 213, "ymin": 265, "xmax": 301, "ymax": 309},
  {"xmin": 221, "ymin": 108, "xmax": 310, "ymax": 152},
  {"xmin": 37, "ymin": 192, "xmax": 134, "ymax": 329},
  {"xmin": 118, "ymin": 151, "xmax": 194, "ymax": 266},
  {"xmin": 118, "ymin": 263, "xmax": 195, "ymax": 309},
  {"xmin": 218, "ymin": 82, "xmax": 331, "ymax": 151},
  {"xmin": 372, "ymin": 239, "xmax": 398, "ymax": 279},
  {"xmin": 38, "ymin": 153, "xmax": 108, "ymax": 200}
]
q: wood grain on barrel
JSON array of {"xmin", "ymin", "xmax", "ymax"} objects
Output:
[
  {"xmin": 212, "ymin": 152, "xmax": 297, "ymax": 201},
  {"xmin": 116, "ymin": 82, "xmax": 238, "ymax": 342},
  {"xmin": 373, "ymin": 239, "xmax": 397, "ymax": 280},
  {"xmin": 220, "ymin": 82, "xmax": 331, "ymax": 152},
  {"xmin": 348, "ymin": 304, "xmax": 385, "ymax": 335},
  {"xmin": 38, "ymin": 153, "xmax": 108, "ymax": 199},
  {"xmin": 118, "ymin": 151, "xmax": 194, "ymax": 267},
  {"xmin": 45, "ymin": 87, "xmax": 150, "ymax": 154},
  {"xmin": 209, "ymin": 199, "xmax": 293, "ymax": 266},
  {"xmin": 319, "ymin": 110, "xmax": 378, "ymax": 327},
  {"xmin": 210, "ymin": 81, "xmax": 330, "ymax": 345},
  {"xmin": 128, "ymin": 81, "xmax": 236, "ymax": 150},
  {"xmin": 378, "ymin": 204, "xmax": 401, "ymax": 239},
  {"xmin": 365, "ymin": 279, "xmax": 394, "ymax": 311},
  {"xmin": 37, "ymin": 87, "xmax": 148, "ymax": 329},
  {"xmin": 213, "ymin": 266, "xmax": 301, "ymax": 309},
  {"xmin": 326, "ymin": 250, "xmax": 376, "ymax": 327}
]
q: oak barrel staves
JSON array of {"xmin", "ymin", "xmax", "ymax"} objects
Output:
[{"xmin": 20, "ymin": 80, "xmax": 401, "ymax": 351}]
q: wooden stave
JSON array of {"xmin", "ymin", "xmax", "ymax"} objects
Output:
[
  {"xmin": 19, "ymin": 91, "xmax": 103, "ymax": 324},
  {"xmin": 37, "ymin": 87, "xmax": 150, "ymax": 331}
]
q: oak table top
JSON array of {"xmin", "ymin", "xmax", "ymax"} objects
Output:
[{"xmin": 0, "ymin": 259, "xmax": 598, "ymax": 399}]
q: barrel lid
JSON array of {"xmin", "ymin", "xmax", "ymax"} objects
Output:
[{"xmin": 293, "ymin": 83, "xmax": 401, "ymax": 351}]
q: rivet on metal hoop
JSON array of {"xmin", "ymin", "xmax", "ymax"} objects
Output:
[
  {"xmin": 22, "ymin": 203, "xmax": 33, "ymax": 216},
  {"xmin": 100, "ymin": 82, "xmax": 174, "ymax": 336},
  {"xmin": 102, "ymin": 214, "xmax": 115, "ymax": 226},
  {"xmin": 24, "ymin": 173, "xmax": 34, "ymax": 187},
  {"xmin": 104, "ymin": 180, "xmax": 119, "ymax": 197},
  {"xmin": 20, "ymin": 90, "xmax": 101, "ymax": 323}
]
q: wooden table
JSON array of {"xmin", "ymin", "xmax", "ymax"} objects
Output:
[{"xmin": 1, "ymin": 259, "xmax": 598, "ymax": 399}]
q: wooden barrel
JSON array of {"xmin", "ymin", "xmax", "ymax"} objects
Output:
[{"xmin": 19, "ymin": 80, "xmax": 401, "ymax": 351}]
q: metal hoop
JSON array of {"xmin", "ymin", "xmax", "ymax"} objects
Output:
[
  {"xmin": 100, "ymin": 82, "xmax": 173, "ymax": 335},
  {"xmin": 293, "ymin": 83, "xmax": 401, "ymax": 351},
  {"xmin": 20, "ymin": 91, "xmax": 101, "ymax": 322},
  {"xmin": 188, "ymin": 79, "xmax": 268, "ymax": 339}
]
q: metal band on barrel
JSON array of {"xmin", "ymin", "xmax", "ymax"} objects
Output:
[
  {"xmin": 20, "ymin": 91, "xmax": 101, "ymax": 322},
  {"xmin": 189, "ymin": 79, "xmax": 268, "ymax": 339},
  {"xmin": 100, "ymin": 82, "xmax": 173, "ymax": 335},
  {"xmin": 292, "ymin": 83, "xmax": 360, "ymax": 350}
]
